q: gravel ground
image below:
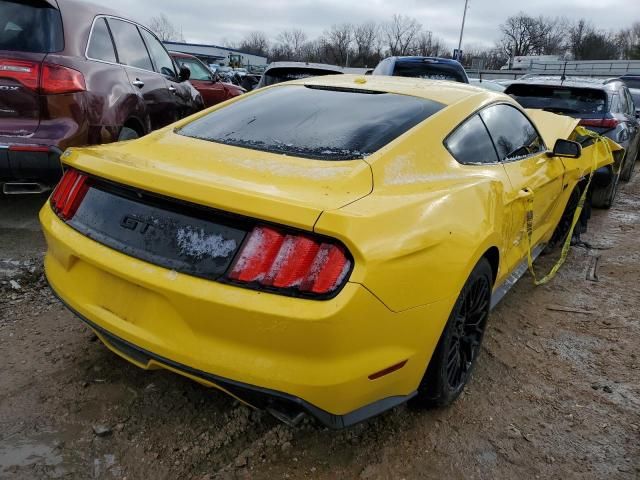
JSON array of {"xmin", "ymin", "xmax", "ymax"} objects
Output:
[{"xmin": 0, "ymin": 176, "xmax": 638, "ymax": 479}]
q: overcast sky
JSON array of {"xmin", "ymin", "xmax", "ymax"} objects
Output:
[{"xmin": 93, "ymin": 0, "xmax": 640, "ymax": 50}]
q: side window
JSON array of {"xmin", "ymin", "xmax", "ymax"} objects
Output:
[
  {"xmin": 87, "ymin": 18, "xmax": 116, "ymax": 63},
  {"xmin": 140, "ymin": 28, "xmax": 176, "ymax": 78},
  {"xmin": 609, "ymin": 94, "xmax": 621, "ymax": 113},
  {"xmin": 481, "ymin": 104, "xmax": 545, "ymax": 161},
  {"xmin": 445, "ymin": 114, "xmax": 500, "ymax": 165},
  {"xmin": 617, "ymin": 93, "xmax": 628, "ymax": 115},
  {"xmin": 107, "ymin": 18, "xmax": 153, "ymax": 71},
  {"xmin": 624, "ymin": 89, "xmax": 635, "ymax": 115}
]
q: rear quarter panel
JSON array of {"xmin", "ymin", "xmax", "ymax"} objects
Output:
[{"xmin": 315, "ymin": 98, "xmax": 508, "ymax": 313}]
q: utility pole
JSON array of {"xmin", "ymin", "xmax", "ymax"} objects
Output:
[{"xmin": 456, "ymin": 0, "xmax": 469, "ymax": 60}]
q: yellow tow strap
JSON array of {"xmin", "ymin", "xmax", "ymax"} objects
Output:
[{"xmin": 524, "ymin": 127, "xmax": 613, "ymax": 286}]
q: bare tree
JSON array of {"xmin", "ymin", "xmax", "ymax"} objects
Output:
[
  {"xmin": 412, "ymin": 30, "xmax": 446, "ymax": 57},
  {"xmin": 618, "ymin": 22, "xmax": 640, "ymax": 59},
  {"xmin": 383, "ymin": 14, "xmax": 421, "ymax": 56},
  {"xmin": 499, "ymin": 13, "xmax": 565, "ymax": 57},
  {"xmin": 239, "ymin": 31, "xmax": 269, "ymax": 57},
  {"xmin": 353, "ymin": 22, "xmax": 379, "ymax": 67},
  {"xmin": 148, "ymin": 14, "xmax": 184, "ymax": 42},
  {"xmin": 322, "ymin": 24, "xmax": 353, "ymax": 66},
  {"xmin": 276, "ymin": 29, "xmax": 307, "ymax": 60}
]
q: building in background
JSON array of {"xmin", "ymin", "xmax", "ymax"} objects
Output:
[{"xmin": 163, "ymin": 41, "xmax": 267, "ymax": 69}]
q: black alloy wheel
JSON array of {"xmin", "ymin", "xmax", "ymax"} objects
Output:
[
  {"xmin": 413, "ymin": 258, "xmax": 493, "ymax": 407},
  {"xmin": 445, "ymin": 273, "xmax": 490, "ymax": 389}
]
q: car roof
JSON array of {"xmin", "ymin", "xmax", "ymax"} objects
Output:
[
  {"xmin": 508, "ymin": 75, "xmax": 622, "ymax": 91},
  {"xmin": 286, "ymin": 74, "xmax": 490, "ymax": 106}
]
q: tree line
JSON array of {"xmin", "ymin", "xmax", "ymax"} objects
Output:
[{"xmin": 150, "ymin": 12, "xmax": 640, "ymax": 69}]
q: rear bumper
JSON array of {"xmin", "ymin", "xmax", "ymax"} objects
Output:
[
  {"xmin": 0, "ymin": 144, "xmax": 63, "ymax": 183},
  {"xmin": 40, "ymin": 204, "xmax": 454, "ymax": 424},
  {"xmin": 49, "ymin": 284, "xmax": 414, "ymax": 429}
]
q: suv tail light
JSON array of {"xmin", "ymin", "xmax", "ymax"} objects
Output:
[
  {"xmin": 228, "ymin": 225, "xmax": 352, "ymax": 296},
  {"xmin": 579, "ymin": 118, "xmax": 620, "ymax": 129},
  {"xmin": 50, "ymin": 168, "xmax": 90, "ymax": 220},
  {"xmin": 40, "ymin": 63, "xmax": 86, "ymax": 94},
  {"xmin": 0, "ymin": 59, "xmax": 85, "ymax": 94}
]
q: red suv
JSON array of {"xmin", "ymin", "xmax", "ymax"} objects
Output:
[
  {"xmin": 0, "ymin": 0, "xmax": 204, "ymax": 193},
  {"xmin": 169, "ymin": 52, "xmax": 244, "ymax": 108}
]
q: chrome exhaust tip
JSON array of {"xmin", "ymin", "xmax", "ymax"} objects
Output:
[{"xmin": 2, "ymin": 182, "xmax": 51, "ymax": 195}]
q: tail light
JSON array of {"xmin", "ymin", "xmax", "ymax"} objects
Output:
[
  {"xmin": 50, "ymin": 168, "xmax": 90, "ymax": 220},
  {"xmin": 228, "ymin": 225, "xmax": 352, "ymax": 296},
  {"xmin": 0, "ymin": 59, "xmax": 40, "ymax": 90},
  {"xmin": 40, "ymin": 63, "xmax": 86, "ymax": 94},
  {"xmin": 579, "ymin": 118, "xmax": 619, "ymax": 129},
  {"xmin": 0, "ymin": 59, "xmax": 85, "ymax": 94}
]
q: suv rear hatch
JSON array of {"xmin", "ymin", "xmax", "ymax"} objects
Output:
[
  {"xmin": 0, "ymin": 0, "xmax": 63, "ymax": 136},
  {"xmin": 506, "ymin": 83, "xmax": 612, "ymax": 133}
]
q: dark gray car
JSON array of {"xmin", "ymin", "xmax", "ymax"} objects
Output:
[{"xmin": 506, "ymin": 76, "xmax": 640, "ymax": 208}]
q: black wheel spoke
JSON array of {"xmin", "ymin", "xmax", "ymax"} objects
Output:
[{"xmin": 445, "ymin": 275, "xmax": 491, "ymax": 390}]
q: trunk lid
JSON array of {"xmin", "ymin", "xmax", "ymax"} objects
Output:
[
  {"xmin": 0, "ymin": 51, "xmax": 45, "ymax": 136},
  {"xmin": 62, "ymin": 129, "xmax": 374, "ymax": 229},
  {"xmin": 0, "ymin": 0, "xmax": 64, "ymax": 137}
]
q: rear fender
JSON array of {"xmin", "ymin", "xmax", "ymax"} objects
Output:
[{"xmin": 315, "ymin": 175, "xmax": 504, "ymax": 313}]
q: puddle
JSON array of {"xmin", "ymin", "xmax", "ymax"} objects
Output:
[{"xmin": 0, "ymin": 433, "xmax": 65, "ymax": 477}]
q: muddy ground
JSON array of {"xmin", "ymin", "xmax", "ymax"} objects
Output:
[{"xmin": 0, "ymin": 177, "xmax": 638, "ymax": 480}]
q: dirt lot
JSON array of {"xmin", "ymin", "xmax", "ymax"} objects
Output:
[{"xmin": 1, "ymin": 177, "xmax": 639, "ymax": 480}]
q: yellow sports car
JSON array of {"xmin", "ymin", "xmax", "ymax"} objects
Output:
[{"xmin": 41, "ymin": 75, "xmax": 616, "ymax": 428}]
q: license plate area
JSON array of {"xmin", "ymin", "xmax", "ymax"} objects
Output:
[{"xmin": 68, "ymin": 182, "xmax": 247, "ymax": 280}]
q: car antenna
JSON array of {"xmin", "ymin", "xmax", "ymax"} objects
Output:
[{"xmin": 560, "ymin": 60, "xmax": 567, "ymax": 84}]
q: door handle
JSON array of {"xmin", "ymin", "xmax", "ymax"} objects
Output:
[
  {"xmin": 168, "ymin": 85, "xmax": 176, "ymax": 94},
  {"xmin": 132, "ymin": 79, "xmax": 144, "ymax": 89}
]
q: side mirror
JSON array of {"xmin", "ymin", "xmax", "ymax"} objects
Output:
[
  {"xmin": 635, "ymin": 109, "xmax": 639, "ymax": 120},
  {"xmin": 548, "ymin": 139, "xmax": 582, "ymax": 158},
  {"xmin": 178, "ymin": 66, "xmax": 191, "ymax": 82}
]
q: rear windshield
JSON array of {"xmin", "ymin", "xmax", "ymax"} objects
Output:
[
  {"xmin": 507, "ymin": 84, "xmax": 607, "ymax": 115},
  {"xmin": 0, "ymin": 0, "xmax": 64, "ymax": 53},
  {"xmin": 394, "ymin": 62, "xmax": 466, "ymax": 83},
  {"xmin": 621, "ymin": 77, "xmax": 640, "ymax": 89},
  {"xmin": 262, "ymin": 68, "xmax": 341, "ymax": 86},
  {"xmin": 178, "ymin": 85, "xmax": 444, "ymax": 160}
]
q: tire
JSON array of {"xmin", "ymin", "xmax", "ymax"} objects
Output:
[
  {"xmin": 620, "ymin": 151, "xmax": 637, "ymax": 182},
  {"xmin": 546, "ymin": 186, "xmax": 585, "ymax": 252},
  {"xmin": 591, "ymin": 173, "xmax": 619, "ymax": 209},
  {"xmin": 117, "ymin": 126, "xmax": 139, "ymax": 141},
  {"xmin": 413, "ymin": 258, "xmax": 493, "ymax": 407}
]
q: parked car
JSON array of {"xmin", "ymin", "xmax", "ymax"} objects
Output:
[
  {"xmin": 0, "ymin": 0, "xmax": 203, "ymax": 193},
  {"xmin": 42, "ymin": 75, "xmax": 617, "ymax": 428},
  {"xmin": 506, "ymin": 76, "xmax": 640, "ymax": 205},
  {"xmin": 256, "ymin": 62, "xmax": 346, "ymax": 88},
  {"xmin": 630, "ymin": 88, "xmax": 640, "ymax": 118},
  {"xmin": 469, "ymin": 78, "xmax": 506, "ymax": 92},
  {"xmin": 372, "ymin": 56, "xmax": 469, "ymax": 83},
  {"xmin": 170, "ymin": 52, "xmax": 244, "ymax": 108}
]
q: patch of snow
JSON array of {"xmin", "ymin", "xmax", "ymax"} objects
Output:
[
  {"xmin": 235, "ymin": 158, "xmax": 352, "ymax": 179},
  {"xmin": 176, "ymin": 227, "xmax": 237, "ymax": 260},
  {"xmin": 384, "ymin": 155, "xmax": 469, "ymax": 185},
  {"xmin": 166, "ymin": 270, "xmax": 178, "ymax": 281}
]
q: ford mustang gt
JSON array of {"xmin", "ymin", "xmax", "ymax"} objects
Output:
[{"xmin": 40, "ymin": 75, "xmax": 617, "ymax": 428}]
